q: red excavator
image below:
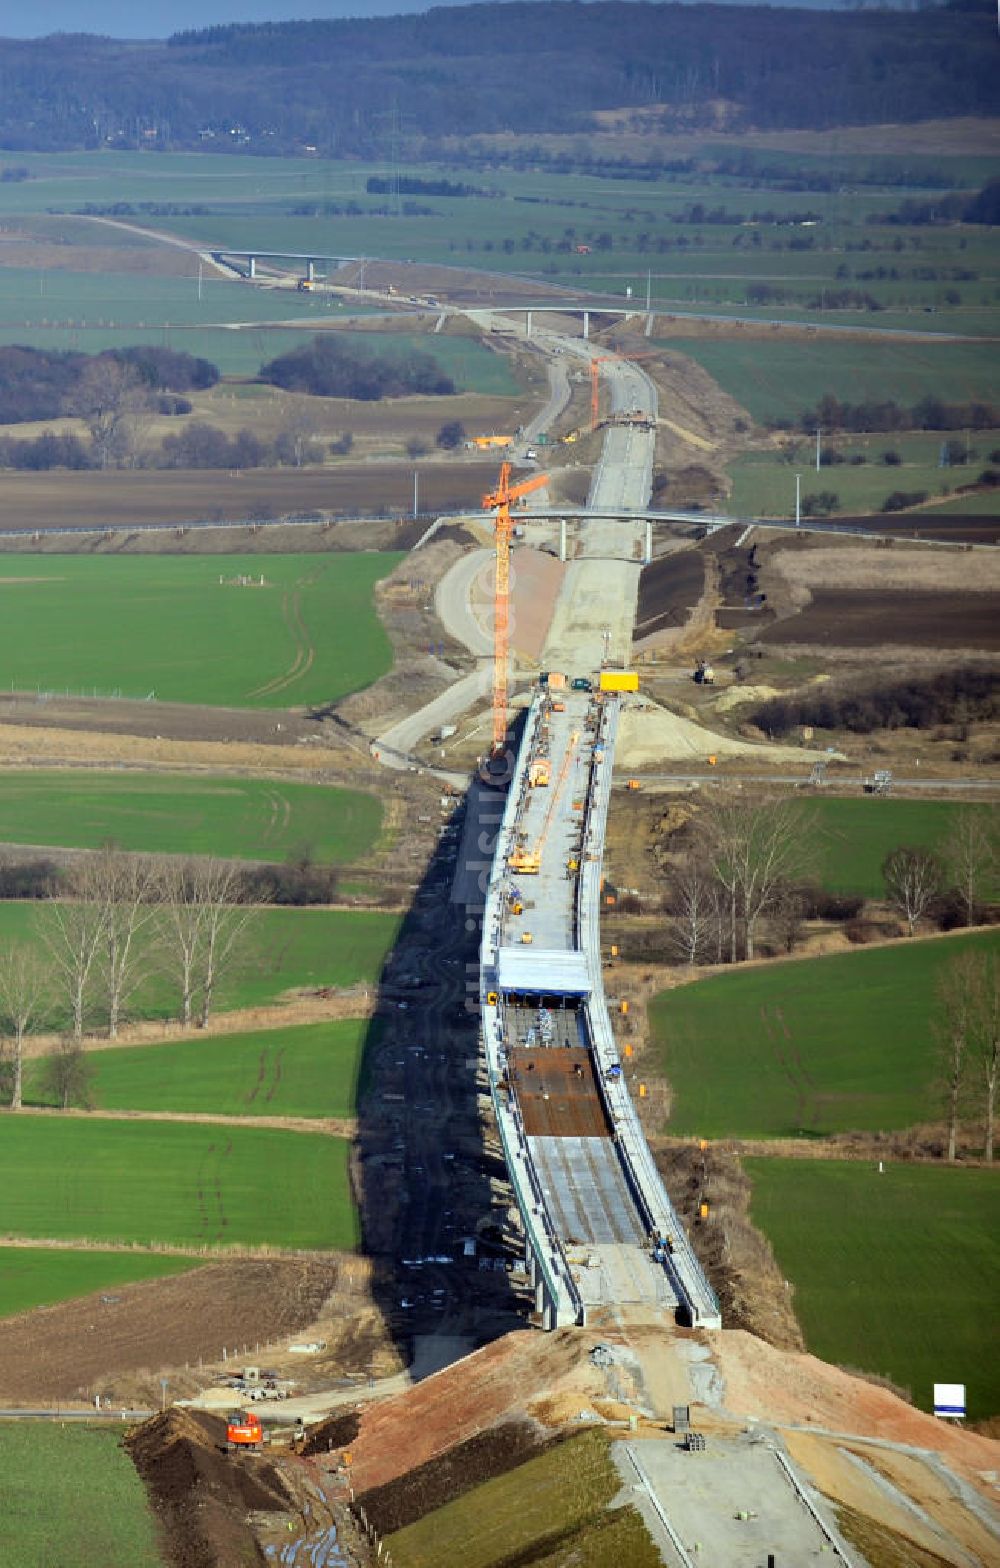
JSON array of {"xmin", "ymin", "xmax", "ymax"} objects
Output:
[{"xmin": 226, "ymin": 1409, "xmax": 263, "ymax": 1454}]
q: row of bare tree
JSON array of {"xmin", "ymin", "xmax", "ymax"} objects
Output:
[
  {"xmin": 0, "ymin": 850, "xmax": 258, "ymax": 1111},
  {"xmin": 665, "ymin": 797, "xmax": 996, "ymax": 966},
  {"xmin": 936, "ymin": 951, "xmax": 999, "ymax": 1162}
]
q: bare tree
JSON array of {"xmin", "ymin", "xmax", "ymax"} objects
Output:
[
  {"xmin": 0, "ymin": 944, "xmax": 50, "ymax": 1109},
  {"xmin": 967, "ymin": 951, "xmax": 999, "ymax": 1162},
  {"xmin": 943, "ymin": 806, "xmax": 997, "ymax": 926},
  {"xmin": 157, "ymin": 859, "xmax": 259, "ymax": 1029},
  {"xmin": 665, "ymin": 854, "xmax": 716, "ymax": 967},
  {"xmin": 933, "ymin": 955, "xmax": 973, "ymax": 1161},
  {"xmin": 70, "ymin": 357, "xmax": 150, "ymax": 469},
  {"xmin": 40, "ymin": 865, "xmax": 109, "ymax": 1040},
  {"xmin": 277, "ymin": 404, "xmax": 322, "ymax": 468},
  {"xmin": 97, "ymin": 849, "xmax": 160, "ymax": 1039},
  {"xmin": 699, "ymin": 793, "xmax": 813, "ymax": 962},
  {"xmin": 882, "ymin": 845, "xmax": 943, "ymax": 937},
  {"xmin": 42, "ymin": 1039, "xmax": 95, "ymax": 1111}
]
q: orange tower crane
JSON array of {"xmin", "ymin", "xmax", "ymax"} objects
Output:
[{"xmin": 482, "ymin": 461, "xmax": 549, "ymax": 762}]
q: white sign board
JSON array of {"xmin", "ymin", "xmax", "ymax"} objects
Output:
[{"xmin": 933, "ymin": 1383, "xmax": 966, "ymax": 1419}]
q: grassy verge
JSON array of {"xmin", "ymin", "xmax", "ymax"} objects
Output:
[
  {"xmin": 807, "ymin": 797, "xmax": 997, "ymax": 899},
  {"xmin": 387, "ymin": 1429, "xmax": 659, "ymax": 1568},
  {"xmin": 28, "ymin": 1018, "xmax": 372, "ymax": 1121},
  {"xmin": 0, "ymin": 1424, "xmax": 164, "ymax": 1568},
  {"xmin": 745, "ymin": 1157, "xmax": 1000, "ymax": 1420},
  {"xmin": 0, "ymin": 1247, "xmax": 196, "ymax": 1320},
  {"xmin": 0, "ymin": 771, "xmax": 381, "ymax": 865},
  {"xmin": 0, "ymin": 1117, "xmax": 358, "ymax": 1251},
  {"xmin": 648, "ymin": 930, "xmax": 1000, "ymax": 1138},
  {"xmin": 0, "ymin": 553, "xmax": 400, "ymax": 709}
]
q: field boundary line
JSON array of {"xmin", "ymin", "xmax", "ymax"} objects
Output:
[{"xmin": 3, "ymin": 1106, "xmax": 358, "ymax": 1138}]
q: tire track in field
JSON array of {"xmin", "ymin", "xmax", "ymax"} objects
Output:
[
  {"xmin": 762, "ymin": 1003, "xmax": 816, "ymax": 1131},
  {"xmin": 248, "ymin": 565, "xmax": 325, "ymax": 700}
]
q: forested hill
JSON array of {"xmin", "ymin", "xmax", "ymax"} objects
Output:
[{"xmin": 0, "ymin": 1, "xmax": 996, "ymax": 154}]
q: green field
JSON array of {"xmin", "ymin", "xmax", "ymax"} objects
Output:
[
  {"xmin": 746, "ymin": 1158, "xmax": 1000, "ymax": 1420},
  {"xmin": 0, "ymin": 902, "xmax": 399, "ymax": 1019},
  {"xmin": 30, "ymin": 1018, "xmax": 371, "ymax": 1120},
  {"xmin": 0, "ymin": 1424, "xmax": 164, "ymax": 1568},
  {"xmin": 808, "ymin": 797, "xmax": 997, "ymax": 898},
  {"xmin": 728, "ymin": 433, "xmax": 999, "ymax": 518},
  {"xmin": 0, "ymin": 1247, "xmax": 195, "ymax": 1319},
  {"xmin": 387, "ymin": 1429, "xmax": 660, "ymax": 1568},
  {"xmin": 0, "ymin": 1117, "xmax": 357, "ymax": 1250},
  {"xmin": 648, "ymin": 930, "xmax": 1000, "ymax": 1138},
  {"xmin": 658, "ymin": 337, "xmax": 1000, "ymax": 427},
  {"xmin": 0, "ymin": 554, "xmax": 400, "ymax": 709},
  {"xmin": 0, "ymin": 770, "xmax": 381, "ymax": 865}
]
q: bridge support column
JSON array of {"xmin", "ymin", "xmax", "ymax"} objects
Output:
[
  {"xmin": 525, "ymin": 1246, "xmax": 537, "ymax": 1285},
  {"xmin": 582, "ymin": 311, "xmax": 590, "ymax": 341},
  {"xmin": 525, "ymin": 310, "xmax": 532, "ymax": 338},
  {"xmin": 645, "ymin": 518, "xmax": 652, "ymax": 565},
  {"xmin": 307, "ymin": 259, "xmax": 316, "ymax": 282},
  {"xmin": 535, "ymin": 1278, "xmax": 547, "ymax": 1318},
  {"xmin": 559, "ymin": 517, "xmax": 567, "ymax": 563},
  {"xmin": 248, "ymin": 255, "xmax": 257, "ymax": 279}
]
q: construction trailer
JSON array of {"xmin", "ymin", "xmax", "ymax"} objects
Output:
[{"xmin": 599, "ymin": 670, "xmax": 639, "ymax": 694}]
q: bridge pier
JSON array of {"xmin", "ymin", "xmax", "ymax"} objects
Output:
[
  {"xmin": 247, "ymin": 255, "xmax": 257, "ymax": 279},
  {"xmin": 306, "ymin": 259, "xmax": 316, "ymax": 282},
  {"xmin": 582, "ymin": 310, "xmax": 590, "ymax": 341},
  {"xmin": 559, "ymin": 517, "xmax": 567, "ymax": 563},
  {"xmin": 525, "ymin": 310, "xmax": 532, "ymax": 338},
  {"xmin": 645, "ymin": 518, "xmax": 652, "ymax": 565}
]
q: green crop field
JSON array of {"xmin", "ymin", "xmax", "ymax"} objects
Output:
[
  {"xmin": 657, "ymin": 338, "xmax": 1000, "ymax": 427},
  {"xmin": 0, "ymin": 770, "xmax": 381, "ymax": 865},
  {"xmin": 387, "ymin": 1429, "xmax": 660, "ymax": 1568},
  {"xmin": 746, "ymin": 1158, "xmax": 1000, "ymax": 1420},
  {"xmin": 0, "ymin": 1246, "xmax": 195, "ymax": 1320},
  {"xmin": 648, "ymin": 930, "xmax": 1000, "ymax": 1139},
  {"xmin": 0, "ymin": 553, "xmax": 400, "ymax": 709},
  {"xmin": 807, "ymin": 797, "xmax": 998, "ymax": 899},
  {"xmin": 0, "ymin": 902, "xmax": 399, "ymax": 1021},
  {"xmin": 728, "ymin": 433, "xmax": 999, "ymax": 518},
  {"xmin": 0, "ymin": 1424, "xmax": 164, "ymax": 1568},
  {"xmin": 31, "ymin": 1017, "xmax": 372, "ymax": 1121},
  {"xmin": 0, "ymin": 1117, "xmax": 358, "ymax": 1250}
]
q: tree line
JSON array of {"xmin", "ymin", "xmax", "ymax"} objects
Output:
[
  {"xmin": 0, "ymin": 3, "xmax": 993, "ymax": 154},
  {"xmin": 781, "ymin": 395, "xmax": 998, "ymax": 436},
  {"xmin": 753, "ymin": 666, "xmax": 998, "ymax": 739},
  {"xmin": 260, "ymin": 336, "xmax": 455, "ymax": 401},
  {"xmin": 0, "ymin": 849, "xmax": 257, "ymax": 1114},
  {"xmin": 0, "ymin": 345, "xmax": 219, "ymax": 428}
]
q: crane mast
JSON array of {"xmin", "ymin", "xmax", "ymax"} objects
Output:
[{"xmin": 481, "ymin": 461, "xmax": 548, "ymax": 771}]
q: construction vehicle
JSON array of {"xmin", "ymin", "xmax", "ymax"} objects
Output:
[
  {"xmin": 625, "ymin": 778, "xmax": 642, "ymax": 791},
  {"xmin": 480, "ymin": 461, "xmax": 549, "ymax": 786},
  {"xmin": 472, "ymin": 434, "xmax": 513, "ymax": 450},
  {"xmin": 571, "ymin": 676, "xmax": 593, "ymax": 692},
  {"xmin": 529, "ymin": 758, "xmax": 551, "ymax": 787},
  {"xmin": 693, "ymin": 659, "xmax": 715, "ymax": 686},
  {"xmin": 226, "ymin": 1409, "xmax": 263, "ymax": 1454},
  {"xmin": 509, "ymin": 731, "xmax": 578, "ymax": 874},
  {"xmin": 296, "ymin": 278, "xmax": 315, "ymax": 292}
]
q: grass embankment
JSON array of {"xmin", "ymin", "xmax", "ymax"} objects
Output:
[
  {"xmin": 0, "ymin": 553, "xmax": 400, "ymax": 709},
  {"xmin": 0, "ymin": 1424, "xmax": 164, "ymax": 1568},
  {"xmin": 0, "ymin": 903, "xmax": 399, "ymax": 1017},
  {"xmin": 648, "ymin": 930, "xmax": 1000, "ymax": 1139},
  {"xmin": 386, "ymin": 1429, "xmax": 660, "ymax": 1568},
  {"xmin": 0, "ymin": 1247, "xmax": 196, "ymax": 1319},
  {"xmin": 746, "ymin": 1158, "xmax": 1000, "ymax": 1421},
  {"xmin": 728, "ymin": 435, "xmax": 1000, "ymax": 518},
  {"xmin": 0, "ymin": 771, "xmax": 382, "ymax": 865},
  {"xmin": 0, "ymin": 1117, "xmax": 358, "ymax": 1251},
  {"xmin": 28, "ymin": 1018, "xmax": 372, "ymax": 1122},
  {"xmin": 807, "ymin": 797, "xmax": 997, "ymax": 900}
]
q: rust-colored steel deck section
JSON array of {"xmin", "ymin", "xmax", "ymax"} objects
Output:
[{"xmin": 512, "ymin": 1047, "xmax": 611, "ymax": 1138}]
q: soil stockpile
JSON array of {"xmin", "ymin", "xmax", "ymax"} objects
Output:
[{"xmin": 127, "ymin": 1406, "xmax": 291, "ymax": 1568}]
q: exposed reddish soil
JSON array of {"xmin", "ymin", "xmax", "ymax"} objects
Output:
[
  {"xmin": 513, "ymin": 1047, "xmax": 610, "ymax": 1138},
  {"xmin": 324, "ymin": 1328, "xmax": 586, "ymax": 1493},
  {"xmin": 761, "ymin": 589, "xmax": 999, "ymax": 651},
  {"xmin": 0, "ymin": 1259, "xmax": 340, "ymax": 1403}
]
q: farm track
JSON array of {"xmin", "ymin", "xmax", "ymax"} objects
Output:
[{"xmin": 6, "ymin": 1106, "xmax": 358, "ymax": 1138}]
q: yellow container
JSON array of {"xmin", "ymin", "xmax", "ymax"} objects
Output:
[{"xmin": 599, "ymin": 670, "xmax": 639, "ymax": 693}]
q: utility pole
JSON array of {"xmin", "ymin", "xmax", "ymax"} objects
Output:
[
  {"xmin": 795, "ymin": 472, "xmax": 802, "ymax": 528},
  {"xmin": 646, "ymin": 269, "xmax": 652, "ymax": 314},
  {"xmin": 815, "ymin": 426, "xmax": 821, "ymax": 471},
  {"xmin": 413, "ymin": 469, "xmax": 419, "ymax": 519},
  {"xmin": 197, "ymin": 260, "xmax": 203, "ymax": 303}
]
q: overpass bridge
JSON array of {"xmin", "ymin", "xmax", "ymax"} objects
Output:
[{"xmin": 478, "ymin": 687, "xmax": 720, "ymax": 1330}]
